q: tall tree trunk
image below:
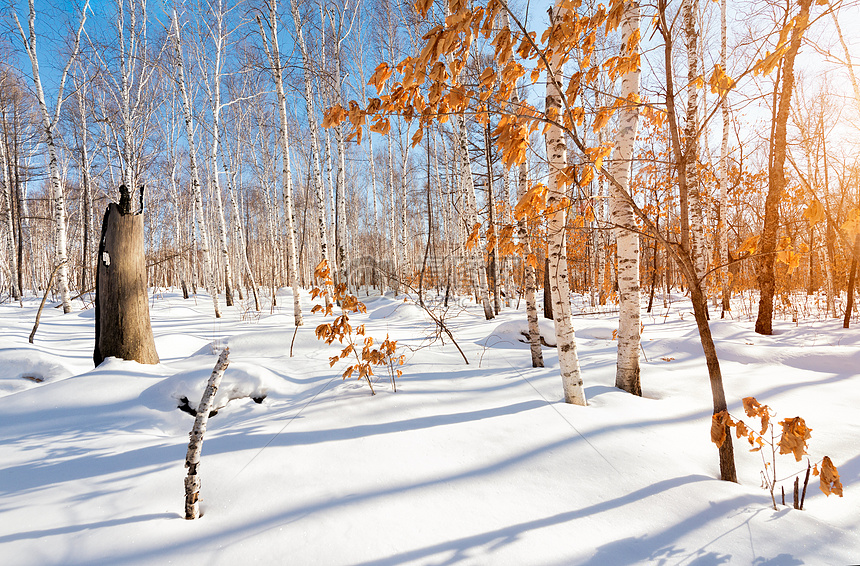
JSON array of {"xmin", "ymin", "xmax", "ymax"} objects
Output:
[
  {"xmin": 545, "ymin": 3, "xmax": 585, "ymax": 405},
  {"xmin": 843, "ymin": 235, "xmax": 860, "ymax": 328},
  {"xmin": 684, "ymin": 0, "xmax": 706, "ymax": 283},
  {"xmin": 387, "ymin": 127, "xmax": 399, "ymax": 294},
  {"xmin": 0, "ymin": 123, "xmax": 19, "ymax": 300},
  {"xmin": 288, "ymin": 0, "xmax": 332, "ymax": 293},
  {"xmin": 719, "ymin": 0, "xmax": 731, "ymax": 315},
  {"xmin": 171, "ymin": 8, "xmax": 221, "ymax": 318},
  {"xmin": 504, "ymin": 85, "xmax": 544, "ymax": 366},
  {"xmin": 203, "ymin": 19, "xmax": 236, "ymax": 308},
  {"xmin": 12, "ymin": 0, "xmax": 88, "ymax": 313},
  {"xmin": 222, "ymin": 136, "xmax": 260, "ymax": 311},
  {"xmin": 259, "ymin": 0, "xmax": 304, "ymax": 326},
  {"xmin": 609, "ymin": 0, "xmax": 643, "ymax": 396},
  {"xmin": 484, "ymin": 123, "xmax": 502, "ymax": 314},
  {"xmin": 756, "ymin": 0, "xmax": 813, "ymax": 335}
]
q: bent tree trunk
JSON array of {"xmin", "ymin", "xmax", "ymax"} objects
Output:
[
  {"xmin": 94, "ymin": 196, "xmax": 159, "ymax": 366},
  {"xmin": 185, "ymin": 347, "xmax": 230, "ymax": 520}
]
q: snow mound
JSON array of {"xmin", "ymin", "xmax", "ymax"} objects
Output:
[
  {"xmin": 192, "ymin": 328, "xmax": 332, "ymax": 359},
  {"xmin": 154, "ymin": 333, "xmax": 211, "ymax": 360},
  {"xmin": 143, "ymin": 360, "xmax": 295, "ymax": 413},
  {"xmin": 0, "ymin": 347, "xmax": 74, "ymax": 396},
  {"xmin": 485, "ymin": 318, "xmax": 557, "ymax": 347},
  {"xmin": 367, "ymin": 299, "xmax": 428, "ymax": 322}
]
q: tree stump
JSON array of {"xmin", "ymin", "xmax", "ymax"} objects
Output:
[{"xmin": 94, "ymin": 187, "xmax": 159, "ymax": 366}]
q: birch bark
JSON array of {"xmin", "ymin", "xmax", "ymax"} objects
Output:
[
  {"xmin": 289, "ymin": 0, "xmax": 332, "ymax": 290},
  {"xmin": 171, "ymin": 8, "xmax": 221, "ymax": 318},
  {"xmin": 12, "ymin": 0, "xmax": 88, "ymax": 313},
  {"xmin": 221, "ymin": 125, "xmax": 260, "ymax": 311},
  {"xmin": 545, "ymin": 3, "xmax": 585, "ymax": 405},
  {"xmin": 259, "ymin": 0, "xmax": 304, "ymax": 326},
  {"xmin": 201, "ymin": 7, "xmax": 236, "ymax": 307},
  {"xmin": 184, "ymin": 348, "xmax": 230, "ymax": 520},
  {"xmin": 718, "ymin": 0, "xmax": 730, "ymax": 315},
  {"xmin": 498, "ymin": 0, "xmax": 542, "ymax": 361},
  {"xmin": 609, "ymin": 0, "xmax": 642, "ymax": 395},
  {"xmin": 683, "ymin": 0, "xmax": 706, "ymax": 282},
  {"xmin": 0, "ymin": 125, "xmax": 19, "ymax": 299}
]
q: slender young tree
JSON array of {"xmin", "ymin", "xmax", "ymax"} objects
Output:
[
  {"xmin": 258, "ymin": 0, "xmax": 304, "ymax": 326},
  {"xmin": 12, "ymin": 0, "xmax": 90, "ymax": 313},
  {"xmin": 171, "ymin": 7, "xmax": 221, "ymax": 318},
  {"xmin": 498, "ymin": 1, "xmax": 542, "ymax": 367},
  {"xmin": 718, "ymin": 0, "xmax": 731, "ymax": 315},
  {"xmin": 288, "ymin": 0, "xmax": 333, "ymax": 291}
]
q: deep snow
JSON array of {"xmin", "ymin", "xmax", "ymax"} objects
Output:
[{"xmin": 0, "ymin": 289, "xmax": 858, "ymax": 565}]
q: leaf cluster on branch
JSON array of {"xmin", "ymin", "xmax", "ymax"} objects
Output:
[
  {"xmin": 712, "ymin": 396, "xmax": 843, "ymax": 506},
  {"xmin": 311, "ymin": 260, "xmax": 405, "ymax": 394}
]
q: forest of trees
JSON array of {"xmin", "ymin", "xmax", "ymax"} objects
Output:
[{"xmin": 2, "ymin": 0, "xmax": 860, "ymax": 452}]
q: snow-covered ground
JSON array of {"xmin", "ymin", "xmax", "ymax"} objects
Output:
[{"xmin": 1, "ymin": 289, "xmax": 858, "ymax": 565}]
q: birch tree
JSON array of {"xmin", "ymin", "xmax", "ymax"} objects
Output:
[
  {"xmin": 718, "ymin": 0, "xmax": 730, "ymax": 315},
  {"xmin": 323, "ymin": 0, "xmax": 360, "ymax": 289},
  {"xmin": 258, "ymin": 0, "xmax": 304, "ymax": 326},
  {"xmin": 12, "ymin": 0, "xmax": 90, "ymax": 313},
  {"xmin": 0, "ymin": 71, "xmax": 19, "ymax": 300},
  {"xmin": 683, "ymin": 0, "xmax": 706, "ymax": 282},
  {"xmin": 544, "ymin": 3, "xmax": 585, "ymax": 404},
  {"xmin": 171, "ymin": 7, "xmax": 221, "ymax": 318},
  {"xmin": 198, "ymin": 0, "xmax": 239, "ymax": 306},
  {"xmin": 498, "ymin": 1, "xmax": 542, "ymax": 366},
  {"xmin": 608, "ymin": 0, "xmax": 642, "ymax": 396},
  {"xmin": 288, "ymin": 0, "xmax": 333, "ymax": 289}
]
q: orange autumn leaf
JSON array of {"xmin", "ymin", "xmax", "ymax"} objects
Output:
[
  {"xmin": 322, "ymin": 104, "xmax": 347, "ymax": 128},
  {"xmin": 742, "ymin": 396, "xmax": 771, "ymax": 435},
  {"xmin": 777, "ymin": 417, "xmax": 812, "ymax": 462},
  {"xmin": 711, "ymin": 411, "xmax": 733, "ymax": 448},
  {"xmin": 819, "ymin": 456, "xmax": 843, "ymax": 497},
  {"xmin": 465, "ymin": 222, "xmax": 481, "ymax": 250},
  {"xmin": 802, "ymin": 201, "xmax": 825, "ymax": 225}
]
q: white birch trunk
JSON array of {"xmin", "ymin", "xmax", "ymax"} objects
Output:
[
  {"xmin": 398, "ymin": 125, "xmax": 410, "ymax": 288},
  {"xmin": 259, "ymin": 0, "xmax": 303, "ymax": 326},
  {"xmin": 222, "ymin": 135, "xmax": 260, "ymax": 311},
  {"xmin": 684, "ymin": 0, "xmax": 706, "ymax": 282},
  {"xmin": 202, "ymin": 12, "xmax": 235, "ymax": 307},
  {"xmin": 0, "ymin": 131, "xmax": 19, "ymax": 299},
  {"xmin": 387, "ymin": 128, "xmax": 399, "ymax": 294},
  {"xmin": 12, "ymin": 0, "xmax": 87, "ymax": 313},
  {"xmin": 719, "ymin": 0, "xmax": 731, "ymax": 313},
  {"xmin": 171, "ymin": 8, "xmax": 221, "ymax": 318},
  {"xmin": 333, "ymin": 37, "xmax": 349, "ymax": 289},
  {"xmin": 289, "ymin": 0, "xmax": 332, "ymax": 288},
  {"xmin": 76, "ymin": 80, "xmax": 95, "ymax": 294},
  {"xmin": 608, "ymin": 0, "xmax": 642, "ymax": 395},
  {"xmin": 514, "ymin": 146, "xmax": 544, "ymax": 368},
  {"xmin": 184, "ymin": 348, "xmax": 230, "ymax": 520},
  {"xmin": 452, "ymin": 113, "xmax": 494, "ymax": 320},
  {"xmin": 546, "ymin": 3, "xmax": 585, "ymax": 405}
]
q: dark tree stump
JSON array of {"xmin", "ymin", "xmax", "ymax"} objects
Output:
[{"xmin": 94, "ymin": 193, "xmax": 159, "ymax": 366}]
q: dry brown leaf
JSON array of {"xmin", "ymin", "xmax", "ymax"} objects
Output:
[
  {"xmin": 711, "ymin": 411, "xmax": 732, "ymax": 448},
  {"xmin": 735, "ymin": 420, "xmax": 749, "ymax": 441},
  {"xmin": 819, "ymin": 456, "xmax": 843, "ymax": 497},
  {"xmin": 777, "ymin": 417, "xmax": 812, "ymax": 461}
]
